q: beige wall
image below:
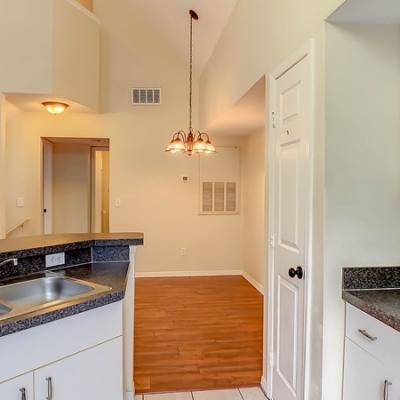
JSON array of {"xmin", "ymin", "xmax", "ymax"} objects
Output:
[
  {"xmin": 0, "ymin": 0, "xmax": 53, "ymax": 94},
  {"xmin": 53, "ymin": 0, "xmax": 100, "ymax": 111},
  {"xmin": 5, "ymin": 111, "xmax": 243, "ymax": 274},
  {"xmin": 52, "ymin": 143, "xmax": 91, "ymax": 234},
  {"xmin": 325, "ymin": 23, "xmax": 400, "ymax": 399},
  {"xmin": 0, "ymin": 0, "xmax": 99, "ymax": 111},
  {"xmin": 199, "ymin": 0, "xmax": 346, "ymax": 398},
  {"xmin": 94, "ymin": 0, "xmax": 194, "ymax": 114},
  {"xmin": 241, "ymin": 129, "xmax": 266, "ymax": 288}
]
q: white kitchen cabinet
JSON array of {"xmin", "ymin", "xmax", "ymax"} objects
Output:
[
  {"xmin": 34, "ymin": 337, "xmax": 123, "ymax": 400},
  {"xmin": 0, "ymin": 373, "xmax": 34, "ymax": 400},
  {"xmin": 344, "ymin": 304, "xmax": 400, "ymax": 400},
  {"xmin": 343, "ymin": 338, "xmax": 387, "ymax": 400}
]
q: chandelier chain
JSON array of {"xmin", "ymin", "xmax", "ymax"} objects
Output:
[{"xmin": 189, "ymin": 13, "xmax": 193, "ymax": 130}]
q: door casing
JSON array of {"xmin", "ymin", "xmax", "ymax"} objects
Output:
[{"xmin": 263, "ymin": 39, "xmax": 315, "ymax": 400}]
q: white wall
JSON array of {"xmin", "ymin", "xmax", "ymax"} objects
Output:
[
  {"xmin": 199, "ymin": 0, "xmax": 346, "ymax": 398},
  {"xmin": 325, "ymin": 23, "xmax": 400, "ymax": 399},
  {"xmin": 241, "ymin": 129, "xmax": 266, "ymax": 289},
  {"xmin": 52, "ymin": 143, "xmax": 91, "ymax": 234}
]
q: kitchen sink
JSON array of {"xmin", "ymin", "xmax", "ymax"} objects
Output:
[
  {"xmin": 0, "ymin": 303, "xmax": 11, "ymax": 316},
  {"xmin": 0, "ymin": 276, "xmax": 111, "ymax": 321}
]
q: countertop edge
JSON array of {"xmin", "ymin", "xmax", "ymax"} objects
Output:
[{"xmin": 343, "ymin": 290, "xmax": 400, "ymax": 333}]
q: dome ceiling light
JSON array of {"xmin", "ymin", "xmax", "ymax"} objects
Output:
[
  {"xmin": 42, "ymin": 101, "xmax": 69, "ymax": 115},
  {"xmin": 165, "ymin": 10, "xmax": 216, "ymax": 156}
]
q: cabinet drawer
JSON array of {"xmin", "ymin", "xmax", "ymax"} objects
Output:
[{"xmin": 346, "ymin": 304, "xmax": 400, "ymax": 370}]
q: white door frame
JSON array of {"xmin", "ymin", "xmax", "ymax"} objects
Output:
[
  {"xmin": 263, "ymin": 39, "xmax": 315, "ymax": 400},
  {"xmin": 0, "ymin": 93, "xmax": 6, "ymax": 239}
]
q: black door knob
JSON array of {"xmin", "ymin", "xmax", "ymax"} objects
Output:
[{"xmin": 288, "ymin": 266, "xmax": 304, "ymax": 279}]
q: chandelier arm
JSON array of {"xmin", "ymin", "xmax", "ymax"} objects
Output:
[
  {"xmin": 199, "ymin": 132, "xmax": 211, "ymax": 141},
  {"xmin": 178, "ymin": 130, "xmax": 187, "ymax": 142}
]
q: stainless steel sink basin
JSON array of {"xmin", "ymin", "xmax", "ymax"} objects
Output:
[
  {"xmin": 0, "ymin": 303, "xmax": 11, "ymax": 316},
  {"xmin": 0, "ymin": 275, "xmax": 111, "ymax": 321}
]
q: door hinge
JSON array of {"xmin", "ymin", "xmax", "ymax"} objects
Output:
[
  {"xmin": 269, "ymin": 234, "xmax": 275, "ymax": 248},
  {"xmin": 272, "ymin": 111, "xmax": 277, "ymax": 128},
  {"xmin": 269, "ymin": 351, "xmax": 275, "ymax": 368}
]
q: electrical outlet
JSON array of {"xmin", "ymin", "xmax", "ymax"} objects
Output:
[
  {"xmin": 180, "ymin": 247, "xmax": 187, "ymax": 256},
  {"xmin": 45, "ymin": 252, "xmax": 65, "ymax": 268},
  {"xmin": 115, "ymin": 198, "xmax": 121, "ymax": 208}
]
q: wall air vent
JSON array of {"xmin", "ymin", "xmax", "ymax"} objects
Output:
[
  {"xmin": 131, "ymin": 88, "xmax": 162, "ymax": 105},
  {"xmin": 200, "ymin": 181, "xmax": 239, "ymax": 215}
]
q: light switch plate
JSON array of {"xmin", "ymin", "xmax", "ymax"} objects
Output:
[
  {"xmin": 45, "ymin": 252, "xmax": 65, "ymax": 268},
  {"xmin": 16, "ymin": 197, "xmax": 24, "ymax": 207}
]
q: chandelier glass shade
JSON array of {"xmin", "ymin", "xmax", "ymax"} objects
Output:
[{"xmin": 165, "ymin": 10, "xmax": 215, "ymax": 156}]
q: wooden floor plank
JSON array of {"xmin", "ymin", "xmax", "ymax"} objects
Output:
[{"xmin": 134, "ymin": 276, "xmax": 263, "ymax": 393}]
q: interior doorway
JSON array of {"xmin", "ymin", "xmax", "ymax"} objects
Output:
[
  {"xmin": 41, "ymin": 137, "xmax": 110, "ymax": 235},
  {"xmin": 134, "ymin": 78, "xmax": 267, "ymax": 394},
  {"xmin": 265, "ymin": 41, "xmax": 315, "ymax": 400}
]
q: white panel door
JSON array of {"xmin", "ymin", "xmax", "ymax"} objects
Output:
[
  {"xmin": 34, "ymin": 337, "xmax": 123, "ymax": 400},
  {"xmin": 0, "ymin": 373, "xmax": 33, "ymax": 400},
  {"xmin": 271, "ymin": 54, "xmax": 311, "ymax": 400},
  {"xmin": 42, "ymin": 139, "xmax": 53, "ymax": 235}
]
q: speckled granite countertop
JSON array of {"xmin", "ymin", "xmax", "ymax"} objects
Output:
[
  {"xmin": 0, "ymin": 232, "xmax": 144, "ymax": 256},
  {"xmin": 0, "ymin": 262, "xmax": 130, "ymax": 338},
  {"xmin": 343, "ymin": 266, "xmax": 400, "ymax": 333},
  {"xmin": 0, "ymin": 233, "xmax": 143, "ymax": 338}
]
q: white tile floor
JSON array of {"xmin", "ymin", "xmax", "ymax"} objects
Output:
[{"xmin": 135, "ymin": 386, "xmax": 267, "ymax": 400}]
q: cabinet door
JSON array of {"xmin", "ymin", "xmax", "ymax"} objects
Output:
[
  {"xmin": 0, "ymin": 373, "xmax": 34, "ymax": 400},
  {"xmin": 34, "ymin": 337, "xmax": 123, "ymax": 400},
  {"xmin": 343, "ymin": 338, "xmax": 389, "ymax": 400}
]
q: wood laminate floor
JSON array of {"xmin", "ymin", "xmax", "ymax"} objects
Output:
[{"xmin": 134, "ymin": 276, "xmax": 263, "ymax": 393}]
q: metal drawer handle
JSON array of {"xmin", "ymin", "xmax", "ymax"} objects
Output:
[
  {"xmin": 358, "ymin": 329, "xmax": 377, "ymax": 341},
  {"xmin": 46, "ymin": 377, "xmax": 53, "ymax": 400},
  {"xmin": 384, "ymin": 380, "xmax": 392, "ymax": 400},
  {"xmin": 20, "ymin": 388, "xmax": 26, "ymax": 400}
]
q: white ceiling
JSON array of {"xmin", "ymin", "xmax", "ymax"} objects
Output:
[
  {"xmin": 132, "ymin": 0, "xmax": 238, "ymax": 73},
  {"xmin": 328, "ymin": 0, "xmax": 400, "ymax": 23},
  {"xmin": 207, "ymin": 77, "xmax": 266, "ymax": 136}
]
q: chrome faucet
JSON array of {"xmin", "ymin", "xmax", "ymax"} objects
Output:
[{"xmin": 0, "ymin": 258, "xmax": 18, "ymax": 267}]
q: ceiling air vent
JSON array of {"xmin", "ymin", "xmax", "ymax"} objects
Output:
[{"xmin": 132, "ymin": 88, "xmax": 162, "ymax": 105}]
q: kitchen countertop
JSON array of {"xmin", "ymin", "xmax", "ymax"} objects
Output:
[
  {"xmin": 0, "ymin": 261, "xmax": 130, "ymax": 338},
  {"xmin": 343, "ymin": 266, "xmax": 400, "ymax": 333},
  {"xmin": 343, "ymin": 289, "xmax": 400, "ymax": 333},
  {"xmin": 0, "ymin": 232, "xmax": 144, "ymax": 256}
]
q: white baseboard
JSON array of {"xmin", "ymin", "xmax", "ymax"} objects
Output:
[
  {"xmin": 135, "ymin": 269, "xmax": 243, "ymax": 278},
  {"xmin": 241, "ymin": 271, "xmax": 265, "ymax": 294},
  {"xmin": 135, "ymin": 269, "xmax": 265, "ymax": 295},
  {"xmin": 125, "ymin": 391, "xmax": 134, "ymax": 400}
]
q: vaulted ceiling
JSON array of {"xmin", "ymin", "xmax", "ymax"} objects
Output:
[{"xmin": 131, "ymin": 0, "xmax": 238, "ymax": 73}]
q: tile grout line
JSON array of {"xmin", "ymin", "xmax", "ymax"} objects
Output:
[{"xmin": 238, "ymin": 387, "xmax": 245, "ymax": 400}]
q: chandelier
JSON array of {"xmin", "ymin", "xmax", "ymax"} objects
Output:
[{"xmin": 165, "ymin": 10, "xmax": 216, "ymax": 156}]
